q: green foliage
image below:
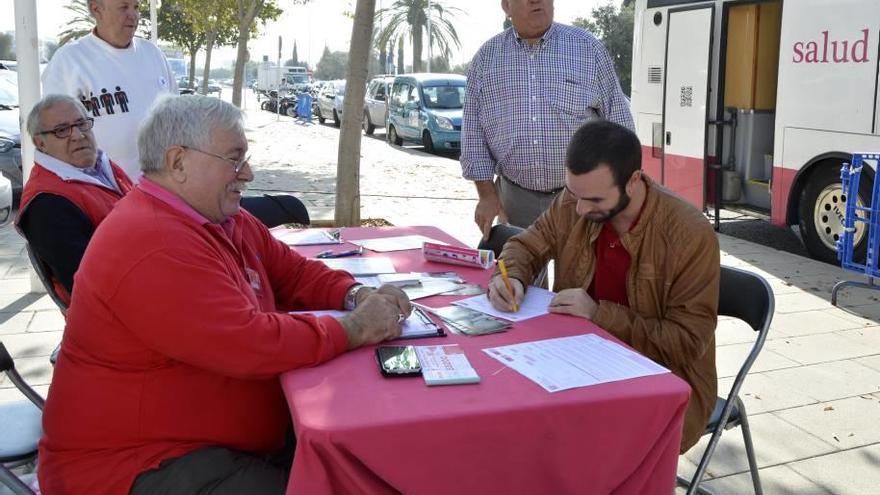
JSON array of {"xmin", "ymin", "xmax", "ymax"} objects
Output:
[
  {"xmin": 375, "ymin": 0, "xmax": 462, "ymax": 73},
  {"xmin": 573, "ymin": 1, "xmax": 633, "ymax": 96},
  {"xmin": 159, "ymin": 0, "xmax": 206, "ymax": 54},
  {"xmin": 314, "ymin": 47, "xmax": 348, "ymax": 80},
  {"xmin": 450, "ymin": 60, "xmax": 470, "ymax": 75},
  {"xmin": 0, "ymin": 33, "xmax": 14, "ymax": 60},
  {"xmin": 428, "ymin": 55, "xmax": 449, "ymax": 73}
]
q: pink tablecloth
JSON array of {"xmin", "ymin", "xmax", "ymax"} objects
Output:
[{"xmin": 282, "ymin": 226, "xmax": 689, "ymax": 495}]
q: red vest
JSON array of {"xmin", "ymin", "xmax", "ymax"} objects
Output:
[{"xmin": 16, "ymin": 161, "xmax": 133, "ymax": 305}]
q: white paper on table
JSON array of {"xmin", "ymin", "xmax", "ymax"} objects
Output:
[
  {"xmin": 483, "ymin": 334, "xmax": 669, "ymax": 393},
  {"xmin": 288, "ymin": 309, "xmax": 441, "ymax": 339},
  {"xmin": 452, "ymin": 286, "xmax": 555, "ymax": 322},
  {"xmin": 318, "ymin": 257, "xmax": 396, "ymax": 275},
  {"xmin": 415, "ymin": 345, "xmax": 480, "ymax": 385},
  {"xmin": 350, "ymin": 235, "xmax": 447, "ymax": 252},
  {"xmin": 271, "ymin": 228, "xmax": 342, "ymax": 246},
  {"xmin": 354, "ymin": 275, "xmax": 466, "ymax": 300}
]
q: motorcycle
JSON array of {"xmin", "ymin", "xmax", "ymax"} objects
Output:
[{"xmin": 260, "ymin": 90, "xmax": 298, "ymax": 117}]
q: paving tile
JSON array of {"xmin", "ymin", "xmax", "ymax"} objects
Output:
[
  {"xmin": 715, "ymin": 317, "xmax": 759, "ymax": 346},
  {"xmin": 0, "ymin": 384, "xmax": 48, "ymax": 404},
  {"xmin": 0, "ymin": 331, "xmax": 62, "ymax": 359},
  {"xmin": 716, "ymin": 343, "xmax": 800, "ymax": 379},
  {"xmin": 717, "ymin": 372, "xmax": 817, "ymax": 415},
  {"xmin": 770, "ymin": 310, "xmax": 866, "ymax": 338},
  {"xmin": 772, "ymin": 291, "xmax": 835, "ymax": 314},
  {"xmin": 703, "ymin": 465, "xmax": 834, "ymax": 495},
  {"xmin": 788, "ymin": 444, "xmax": 880, "ymax": 495},
  {"xmin": 835, "ymin": 303, "xmax": 880, "ymax": 323},
  {"xmin": 27, "ymin": 310, "xmax": 65, "ymax": 333},
  {"xmin": 0, "ymin": 311, "xmax": 33, "ymax": 335},
  {"xmin": 761, "ymin": 360, "xmax": 880, "ymax": 403},
  {"xmin": 0, "ymin": 355, "xmax": 55, "ymax": 387},
  {"xmin": 764, "ymin": 332, "xmax": 877, "ymax": 365},
  {"xmin": 774, "ymin": 396, "xmax": 880, "ymax": 449},
  {"xmin": 0, "ymin": 277, "xmax": 32, "ymax": 295},
  {"xmin": 855, "ymin": 355, "xmax": 880, "ymax": 373},
  {"xmin": 681, "ymin": 411, "xmax": 837, "ymax": 478}
]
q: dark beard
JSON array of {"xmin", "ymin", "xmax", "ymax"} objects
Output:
[{"xmin": 586, "ymin": 189, "xmax": 631, "ymax": 223}]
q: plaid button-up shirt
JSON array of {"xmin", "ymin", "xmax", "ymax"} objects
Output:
[{"xmin": 461, "ymin": 23, "xmax": 634, "ymax": 192}]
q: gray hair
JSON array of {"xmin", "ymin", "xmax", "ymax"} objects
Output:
[
  {"xmin": 26, "ymin": 94, "xmax": 89, "ymax": 137},
  {"xmin": 138, "ymin": 94, "xmax": 244, "ymax": 174}
]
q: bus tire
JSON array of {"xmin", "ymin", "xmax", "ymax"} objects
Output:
[{"xmin": 798, "ymin": 164, "xmax": 873, "ymax": 264}]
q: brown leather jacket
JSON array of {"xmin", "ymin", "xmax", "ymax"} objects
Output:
[{"xmin": 499, "ymin": 176, "xmax": 719, "ymax": 452}]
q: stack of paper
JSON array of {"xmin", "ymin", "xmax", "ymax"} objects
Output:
[
  {"xmin": 415, "ymin": 345, "xmax": 480, "ymax": 385},
  {"xmin": 272, "ymin": 228, "xmax": 342, "ymax": 246},
  {"xmin": 318, "ymin": 257, "xmax": 396, "ymax": 275},
  {"xmin": 351, "ymin": 235, "xmax": 447, "ymax": 252},
  {"xmin": 420, "ymin": 305, "xmax": 510, "ymax": 336},
  {"xmin": 452, "ymin": 286, "xmax": 555, "ymax": 322}
]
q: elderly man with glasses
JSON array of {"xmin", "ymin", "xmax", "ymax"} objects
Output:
[
  {"xmin": 16, "ymin": 93, "xmax": 133, "ymax": 307},
  {"xmin": 37, "ymin": 95, "xmax": 411, "ymax": 495}
]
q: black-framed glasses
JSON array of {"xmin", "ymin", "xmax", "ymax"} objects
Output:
[
  {"xmin": 181, "ymin": 145, "xmax": 251, "ymax": 174},
  {"xmin": 37, "ymin": 118, "xmax": 95, "ymax": 139}
]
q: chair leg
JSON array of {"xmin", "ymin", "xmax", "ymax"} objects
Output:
[
  {"xmin": 737, "ymin": 398, "xmax": 763, "ymax": 495},
  {"xmin": 686, "ymin": 423, "xmax": 727, "ymax": 495},
  {"xmin": 0, "ymin": 464, "xmax": 37, "ymax": 495}
]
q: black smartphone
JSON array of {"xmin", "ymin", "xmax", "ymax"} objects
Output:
[{"xmin": 376, "ymin": 345, "xmax": 422, "ymax": 377}]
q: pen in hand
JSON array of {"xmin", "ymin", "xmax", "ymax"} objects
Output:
[
  {"xmin": 315, "ymin": 246, "xmax": 364, "ymax": 258},
  {"xmin": 497, "ymin": 259, "xmax": 519, "ymax": 312}
]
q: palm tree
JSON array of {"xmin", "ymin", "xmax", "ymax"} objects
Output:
[{"xmin": 374, "ymin": 0, "xmax": 461, "ymax": 73}]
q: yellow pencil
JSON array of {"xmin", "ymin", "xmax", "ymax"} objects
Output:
[{"xmin": 497, "ymin": 259, "xmax": 519, "ymax": 312}]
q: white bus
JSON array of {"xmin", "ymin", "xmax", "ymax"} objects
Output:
[{"xmin": 630, "ymin": 0, "xmax": 880, "ymax": 263}]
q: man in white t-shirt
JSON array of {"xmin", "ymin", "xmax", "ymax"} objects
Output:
[{"xmin": 42, "ymin": 0, "xmax": 177, "ymax": 182}]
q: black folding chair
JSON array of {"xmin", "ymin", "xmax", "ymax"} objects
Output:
[
  {"xmin": 240, "ymin": 194, "xmax": 310, "ymax": 228},
  {"xmin": 478, "ymin": 224, "xmax": 547, "ymax": 287},
  {"xmin": 25, "ymin": 244, "xmax": 66, "ymax": 365},
  {"xmin": 0, "ymin": 342, "xmax": 44, "ymax": 495},
  {"xmin": 678, "ymin": 265, "xmax": 773, "ymax": 495}
]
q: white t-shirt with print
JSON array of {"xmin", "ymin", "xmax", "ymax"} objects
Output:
[{"xmin": 42, "ymin": 33, "xmax": 177, "ymax": 182}]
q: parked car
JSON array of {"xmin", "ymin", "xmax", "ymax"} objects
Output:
[
  {"xmin": 0, "ymin": 174, "xmax": 11, "ymax": 226},
  {"xmin": 314, "ymin": 80, "xmax": 346, "ymax": 127},
  {"xmin": 363, "ymin": 75, "xmax": 395, "ymax": 135},
  {"xmin": 0, "ymin": 77, "xmax": 22, "ymax": 194},
  {"xmin": 387, "ymin": 73, "xmax": 465, "ymax": 153}
]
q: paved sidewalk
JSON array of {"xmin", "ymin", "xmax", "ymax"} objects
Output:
[{"xmin": 2, "ymin": 107, "xmax": 879, "ymax": 494}]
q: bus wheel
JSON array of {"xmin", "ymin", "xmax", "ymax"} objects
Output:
[{"xmin": 798, "ymin": 164, "xmax": 873, "ymax": 264}]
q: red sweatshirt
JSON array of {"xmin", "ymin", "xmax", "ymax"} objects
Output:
[{"xmin": 38, "ymin": 186, "xmax": 355, "ymax": 494}]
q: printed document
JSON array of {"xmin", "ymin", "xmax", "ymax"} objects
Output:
[
  {"xmin": 317, "ymin": 257, "xmax": 396, "ymax": 275},
  {"xmin": 351, "ymin": 235, "xmax": 447, "ymax": 252},
  {"xmin": 483, "ymin": 334, "xmax": 669, "ymax": 393},
  {"xmin": 271, "ymin": 228, "xmax": 342, "ymax": 246},
  {"xmin": 452, "ymin": 286, "xmax": 555, "ymax": 322}
]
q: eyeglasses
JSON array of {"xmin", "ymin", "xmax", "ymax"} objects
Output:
[
  {"xmin": 181, "ymin": 145, "xmax": 251, "ymax": 174},
  {"xmin": 37, "ymin": 118, "xmax": 95, "ymax": 139}
]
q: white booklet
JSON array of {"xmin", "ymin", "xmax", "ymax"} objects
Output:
[
  {"xmin": 483, "ymin": 334, "xmax": 669, "ymax": 393},
  {"xmin": 415, "ymin": 344, "xmax": 480, "ymax": 386},
  {"xmin": 317, "ymin": 257, "xmax": 396, "ymax": 275},
  {"xmin": 452, "ymin": 286, "xmax": 556, "ymax": 322},
  {"xmin": 271, "ymin": 227, "xmax": 342, "ymax": 246}
]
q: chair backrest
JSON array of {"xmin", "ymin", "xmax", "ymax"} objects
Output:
[
  {"xmin": 240, "ymin": 194, "xmax": 310, "ymax": 228},
  {"xmin": 24, "ymin": 244, "xmax": 69, "ymax": 313},
  {"xmin": 477, "ymin": 224, "xmax": 526, "ymax": 258},
  {"xmin": 717, "ymin": 265, "xmax": 774, "ymax": 408},
  {"xmin": 0, "ymin": 343, "xmax": 44, "ymax": 411}
]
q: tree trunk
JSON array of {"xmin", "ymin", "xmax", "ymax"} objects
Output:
[
  {"xmin": 397, "ymin": 36, "xmax": 404, "ymax": 74},
  {"xmin": 334, "ymin": 0, "xmax": 376, "ymax": 227},
  {"xmin": 379, "ymin": 48, "xmax": 387, "ymax": 75},
  {"xmin": 188, "ymin": 49, "xmax": 198, "ymax": 88},
  {"xmin": 412, "ymin": 24, "xmax": 423, "ymax": 72},
  {"xmin": 232, "ymin": 0, "xmax": 263, "ymax": 108},
  {"xmin": 202, "ymin": 30, "xmax": 216, "ymax": 95}
]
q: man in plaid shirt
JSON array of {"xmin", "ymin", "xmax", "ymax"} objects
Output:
[{"xmin": 461, "ymin": 0, "xmax": 634, "ymax": 239}]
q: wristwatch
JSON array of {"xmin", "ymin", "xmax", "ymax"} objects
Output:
[{"xmin": 344, "ymin": 284, "xmax": 372, "ymax": 310}]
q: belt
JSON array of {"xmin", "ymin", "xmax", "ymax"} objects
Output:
[{"xmin": 501, "ymin": 176, "xmax": 564, "ymax": 196}]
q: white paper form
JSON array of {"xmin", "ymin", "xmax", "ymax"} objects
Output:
[
  {"xmin": 271, "ymin": 228, "xmax": 342, "ymax": 246},
  {"xmin": 350, "ymin": 235, "xmax": 447, "ymax": 252},
  {"xmin": 318, "ymin": 257, "xmax": 396, "ymax": 275},
  {"xmin": 452, "ymin": 286, "xmax": 555, "ymax": 322},
  {"xmin": 483, "ymin": 334, "xmax": 669, "ymax": 393},
  {"xmin": 288, "ymin": 309, "xmax": 443, "ymax": 339}
]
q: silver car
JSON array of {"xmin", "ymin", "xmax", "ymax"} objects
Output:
[
  {"xmin": 363, "ymin": 76, "xmax": 394, "ymax": 135},
  {"xmin": 0, "ymin": 174, "xmax": 11, "ymax": 226},
  {"xmin": 0, "ymin": 76, "xmax": 21, "ymax": 194},
  {"xmin": 314, "ymin": 80, "xmax": 346, "ymax": 127}
]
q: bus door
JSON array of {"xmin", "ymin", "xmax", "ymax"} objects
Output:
[{"xmin": 662, "ymin": 5, "xmax": 714, "ymax": 209}]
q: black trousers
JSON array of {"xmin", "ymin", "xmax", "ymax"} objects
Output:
[{"xmin": 130, "ymin": 436, "xmax": 295, "ymax": 495}]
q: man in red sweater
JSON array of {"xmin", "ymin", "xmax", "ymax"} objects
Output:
[
  {"xmin": 38, "ymin": 95, "xmax": 410, "ymax": 495},
  {"xmin": 16, "ymin": 94, "xmax": 133, "ymax": 307}
]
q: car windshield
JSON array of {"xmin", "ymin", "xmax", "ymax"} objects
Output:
[
  {"xmin": 422, "ymin": 85, "xmax": 465, "ymax": 109},
  {"xmin": 0, "ymin": 79, "xmax": 18, "ymax": 107}
]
